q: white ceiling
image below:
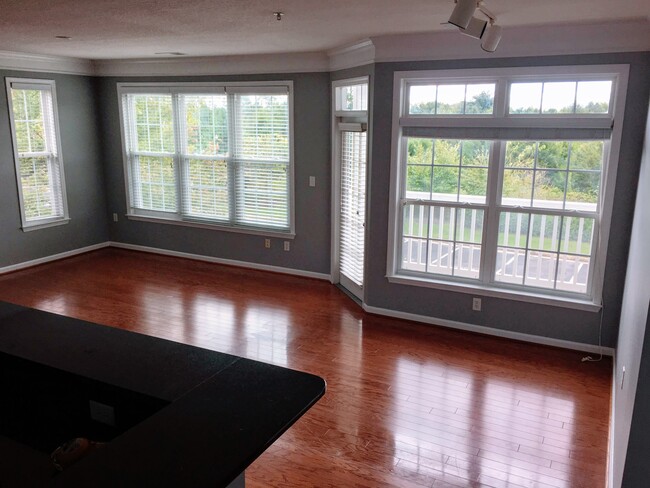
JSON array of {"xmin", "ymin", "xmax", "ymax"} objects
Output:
[{"xmin": 1, "ymin": 0, "xmax": 648, "ymax": 60}]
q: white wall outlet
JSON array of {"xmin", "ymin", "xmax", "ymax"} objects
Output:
[
  {"xmin": 472, "ymin": 297, "xmax": 482, "ymax": 311},
  {"xmin": 284, "ymin": 241, "xmax": 290, "ymax": 251},
  {"xmin": 89, "ymin": 400, "xmax": 116, "ymax": 426},
  {"xmin": 309, "ymin": 176, "xmax": 316, "ymax": 187},
  {"xmin": 112, "ymin": 213, "xmax": 118, "ymax": 222},
  {"xmin": 264, "ymin": 238, "xmax": 271, "ymax": 249}
]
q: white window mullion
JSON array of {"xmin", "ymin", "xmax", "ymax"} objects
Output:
[{"xmin": 172, "ymin": 93, "xmax": 185, "ymax": 217}]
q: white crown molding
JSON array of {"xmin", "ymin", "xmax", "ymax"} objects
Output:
[
  {"xmin": 93, "ymin": 51, "xmax": 330, "ymax": 77},
  {"xmin": 328, "ymin": 39, "xmax": 375, "ymax": 72},
  {"xmin": 371, "ymin": 19, "xmax": 650, "ymax": 64},
  {"xmin": 363, "ymin": 303, "xmax": 615, "ymax": 356},
  {"xmin": 0, "ymin": 50, "xmax": 94, "ymax": 76}
]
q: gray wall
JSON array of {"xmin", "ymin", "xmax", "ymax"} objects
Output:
[
  {"xmin": 0, "ymin": 70, "xmax": 109, "ymax": 267},
  {"xmin": 96, "ymin": 73, "xmax": 331, "ymax": 274},
  {"xmin": 367, "ymin": 52, "xmax": 650, "ymax": 347},
  {"xmin": 614, "ymin": 98, "xmax": 650, "ymax": 488}
]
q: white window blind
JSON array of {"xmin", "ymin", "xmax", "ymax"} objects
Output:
[
  {"xmin": 6, "ymin": 78, "xmax": 68, "ymax": 229},
  {"xmin": 339, "ymin": 130, "xmax": 367, "ymax": 287},
  {"xmin": 119, "ymin": 83, "xmax": 293, "ymax": 234}
]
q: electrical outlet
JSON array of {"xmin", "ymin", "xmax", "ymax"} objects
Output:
[
  {"xmin": 309, "ymin": 176, "xmax": 316, "ymax": 187},
  {"xmin": 264, "ymin": 239, "xmax": 271, "ymax": 249},
  {"xmin": 112, "ymin": 213, "xmax": 118, "ymax": 222},
  {"xmin": 89, "ymin": 400, "xmax": 116, "ymax": 426},
  {"xmin": 472, "ymin": 297, "xmax": 482, "ymax": 311},
  {"xmin": 284, "ymin": 241, "xmax": 290, "ymax": 251}
]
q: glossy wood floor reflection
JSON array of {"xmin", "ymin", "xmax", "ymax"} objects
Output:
[{"xmin": 0, "ymin": 249, "xmax": 611, "ymax": 488}]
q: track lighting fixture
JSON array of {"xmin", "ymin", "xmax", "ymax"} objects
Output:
[
  {"xmin": 481, "ymin": 22, "xmax": 502, "ymax": 52},
  {"xmin": 447, "ymin": 0, "xmax": 502, "ymax": 52},
  {"xmin": 448, "ymin": 0, "xmax": 477, "ymax": 29}
]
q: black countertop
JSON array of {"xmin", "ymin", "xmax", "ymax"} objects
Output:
[{"xmin": 0, "ymin": 301, "xmax": 326, "ymax": 487}]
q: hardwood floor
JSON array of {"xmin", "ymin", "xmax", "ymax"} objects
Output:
[{"xmin": 0, "ymin": 248, "xmax": 611, "ymax": 487}]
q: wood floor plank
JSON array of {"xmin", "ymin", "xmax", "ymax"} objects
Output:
[{"xmin": 0, "ymin": 249, "xmax": 612, "ymax": 487}]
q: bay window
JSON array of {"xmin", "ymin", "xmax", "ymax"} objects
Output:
[
  {"xmin": 388, "ymin": 66, "xmax": 628, "ymax": 307},
  {"xmin": 118, "ymin": 82, "xmax": 293, "ymax": 236}
]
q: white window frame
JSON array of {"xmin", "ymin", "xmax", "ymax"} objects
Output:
[
  {"xmin": 387, "ymin": 65, "xmax": 629, "ymax": 311},
  {"xmin": 117, "ymin": 81, "xmax": 295, "ymax": 238},
  {"xmin": 5, "ymin": 78, "xmax": 69, "ymax": 231}
]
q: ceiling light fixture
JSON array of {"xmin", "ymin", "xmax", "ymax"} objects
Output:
[
  {"xmin": 274, "ymin": 12, "xmax": 284, "ymax": 21},
  {"xmin": 447, "ymin": 1, "xmax": 502, "ymax": 52},
  {"xmin": 55, "ymin": 35, "xmax": 72, "ymax": 40}
]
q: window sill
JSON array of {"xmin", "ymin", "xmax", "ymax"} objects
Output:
[
  {"xmin": 22, "ymin": 218, "xmax": 70, "ymax": 232},
  {"xmin": 386, "ymin": 274, "xmax": 601, "ymax": 312},
  {"xmin": 125, "ymin": 214, "xmax": 296, "ymax": 239}
]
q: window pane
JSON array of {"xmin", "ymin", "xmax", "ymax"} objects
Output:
[
  {"xmin": 502, "ymin": 170, "xmax": 533, "ymax": 206},
  {"xmin": 509, "ymin": 83, "xmax": 542, "ymax": 114},
  {"xmin": 461, "ymin": 140, "xmax": 490, "ymax": 166},
  {"xmin": 566, "ymin": 172, "xmax": 600, "ymax": 211},
  {"xmin": 434, "ymin": 139, "xmax": 461, "ymax": 166},
  {"xmin": 339, "ymin": 83, "xmax": 368, "ymax": 111},
  {"xmin": 528, "ymin": 214, "xmax": 561, "ymax": 252},
  {"xmin": 136, "ymin": 156, "xmax": 177, "ymax": 212},
  {"xmin": 541, "ymin": 82, "xmax": 576, "ymax": 114},
  {"xmin": 236, "ymin": 162, "xmax": 289, "ymax": 228},
  {"xmin": 464, "ymin": 84, "xmax": 495, "ymax": 114},
  {"xmin": 495, "ymin": 247, "xmax": 526, "ymax": 285},
  {"xmin": 559, "ymin": 217, "xmax": 594, "ymax": 255},
  {"xmin": 524, "ymin": 251, "xmax": 558, "ymax": 289},
  {"xmin": 533, "ymin": 170, "xmax": 566, "ymax": 209},
  {"xmin": 432, "ymin": 166, "xmax": 459, "ymax": 201},
  {"xmin": 459, "ymin": 167, "xmax": 487, "ymax": 203},
  {"xmin": 453, "ymin": 208, "xmax": 483, "ymax": 279},
  {"xmin": 402, "ymin": 237, "xmax": 428, "ymax": 272},
  {"xmin": 436, "ymin": 85, "xmax": 465, "ymax": 114},
  {"xmin": 236, "ymin": 94, "xmax": 289, "ymax": 161},
  {"xmin": 403, "ymin": 204, "xmax": 429, "ymax": 238},
  {"xmin": 505, "ymin": 141, "xmax": 535, "ymax": 168},
  {"xmin": 569, "ymin": 141, "xmax": 603, "ymax": 170},
  {"xmin": 402, "ymin": 204, "xmax": 429, "ymax": 272},
  {"xmin": 183, "ymin": 95, "xmax": 228, "ymax": 156},
  {"xmin": 409, "ymin": 85, "xmax": 436, "ymax": 114},
  {"xmin": 555, "ymin": 254, "xmax": 589, "ymax": 293},
  {"xmin": 407, "ymin": 138, "xmax": 433, "ymax": 164},
  {"xmin": 406, "ymin": 165, "xmax": 432, "ymax": 198},
  {"xmin": 429, "ymin": 206, "xmax": 455, "ymax": 241},
  {"xmin": 428, "ymin": 240, "xmax": 454, "ymax": 275},
  {"xmin": 19, "ymin": 156, "xmax": 55, "ymax": 220},
  {"xmin": 498, "ymin": 212, "xmax": 530, "ymax": 249},
  {"xmin": 11, "ymin": 89, "xmax": 47, "ymax": 153},
  {"xmin": 576, "ymin": 81, "xmax": 611, "ymax": 114},
  {"xmin": 537, "ymin": 141, "xmax": 568, "ymax": 169},
  {"xmin": 187, "ymin": 159, "xmax": 229, "ymax": 219},
  {"xmin": 133, "ymin": 95, "xmax": 175, "ymax": 153}
]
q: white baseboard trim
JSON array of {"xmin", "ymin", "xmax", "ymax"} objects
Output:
[
  {"xmin": 363, "ymin": 303, "xmax": 615, "ymax": 356},
  {"xmin": 108, "ymin": 242, "xmax": 331, "ymax": 281},
  {"xmin": 0, "ymin": 242, "xmax": 111, "ymax": 275}
]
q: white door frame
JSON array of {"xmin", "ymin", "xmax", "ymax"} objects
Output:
[{"xmin": 330, "ymin": 76, "xmax": 370, "ymax": 301}]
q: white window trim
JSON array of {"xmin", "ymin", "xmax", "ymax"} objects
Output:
[
  {"xmin": 5, "ymin": 77, "xmax": 70, "ymax": 231},
  {"xmin": 386, "ymin": 65, "xmax": 629, "ymax": 310},
  {"xmin": 116, "ymin": 81, "xmax": 295, "ymax": 237}
]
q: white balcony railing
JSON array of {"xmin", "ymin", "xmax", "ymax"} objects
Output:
[{"xmin": 401, "ymin": 205, "xmax": 591, "ymax": 293}]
